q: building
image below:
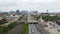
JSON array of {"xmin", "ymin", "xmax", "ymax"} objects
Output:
[
  {"xmin": 16, "ymin": 10, "xmax": 20, "ymax": 15},
  {"xmin": 30, "ymin": 11, "xmax": 38, "ymax": 15},
  {"xmin": 9, "ymin": 11, "xmax": 16, "ymax": 15},
  {"xmin": 20, "ymin": 10, "xmax": 28, "ymax": 15}
]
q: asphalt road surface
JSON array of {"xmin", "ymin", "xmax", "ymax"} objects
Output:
[{"xmin": 29, "ymin": 24, "xmax": 44, "ymax": 34}]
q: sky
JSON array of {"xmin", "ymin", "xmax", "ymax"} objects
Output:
[{"xmin": 0, "ymin": 0, "xmax": 60, "ymax": 13}]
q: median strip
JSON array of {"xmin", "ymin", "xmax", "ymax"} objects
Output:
[{"xmin": 21, "ymin": 24, "xmax": 29, "ymax": 34}]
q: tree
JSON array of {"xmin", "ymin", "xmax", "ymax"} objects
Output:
[
  {"xmin": 0, "ymin": 26, "xmax": 8, "ymax": 34},
  {"xmin": 18, "ymin": 16, "xmax": 23, "ymax": 20},
  {"xmin": 7, "ymin": 22, "xmax": 17, "ymax": 29},
  {"xmin": 42, "ymin": 15, "xmax": 60, "ymax": 22},
  {"xmin": 0, "ymin": 18, "xmax": 7, "ymax": 24},
  {"xmin": 34, "ymin": 15, "xmax": 41, "ymax": 20}
]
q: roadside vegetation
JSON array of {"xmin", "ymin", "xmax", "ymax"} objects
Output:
[
  {"xmin": 34, "ymin": 15, "xmax": 41, "ymax": 20},
  {"xmin": 0, "ymin": 21, "xmax": 17, "ymax": 34},
  {"xmin": 18, "ymin": 16, "xmax": 24, "ymax": 20},
  {"xmin": 25, "ymin": 16, "xmax": 28, "ymax": 21},
  {"xmin": 21, "ymin": 24, "xmax": 29, "ymax": 34},
  {"xmin": 7, "ymin": 21, "xmax": 17, "ymax": 29},
  {"xmin": 34, "ymin": 15, "xmax": 60, "ymax": 22},
  {"xmin": 0, "ymin": 26, "xmax": 7, "ymax": 34},
  {"xmin": 42, "ymin": 15, "xmax": 60, "ymax": 22},
  {"xmin": 0, "ymin": 18, "xmax": 8, "ymax": 25}
]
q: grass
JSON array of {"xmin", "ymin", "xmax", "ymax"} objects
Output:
[{"xmin": 21, "ymin": 24, "xmax": 29, "ymax": 34}]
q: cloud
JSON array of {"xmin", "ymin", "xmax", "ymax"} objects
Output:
[
  {"xmin": 0, "ymin": 0, "xmax": 60, "ymax": 5},
  {"xmin": 0, "ymin": 0, "xmax": 16, "ymax": 5},
  {"xmin": 33, "ymin": 0, "xmax": 60, "ymax": 3},
  {"xmin": 0, "ymin": 0, "xmax": 60, "ymax": 12}
]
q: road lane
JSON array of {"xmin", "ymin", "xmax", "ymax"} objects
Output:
[
  {"xmin": 29, "ymin": 24, "xmax": 40, "ymax": 34},
  {"xmin": 29, "ymin": 24, "xmax": 44, "ymax": 34}
]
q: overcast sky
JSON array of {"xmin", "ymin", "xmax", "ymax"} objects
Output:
[{"xmin": 0, "ymin": 0, "xmax": 60, "ymax": 13}]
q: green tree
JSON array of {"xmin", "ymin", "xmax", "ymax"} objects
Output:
[
  {"xmin": 7, "ymin": 22, "xmax": 17, "ymax": 29},
  {"xmin": 42, "ymin": 15, "xmax": 60, "ymax": 22},
  {"xmin": 18, "ymin": 16, "xmax": 23, "ymax": 20},
  {"xmin": 0, "ymin": 26, "xmax": 7, "ymax": 34},
  {"xmin": 0, "ymin": 18, "xmax": 7, "ymax": 24},
  {"xmin": 34, "ymin": 15, "xmax": 41, "ymax": 20}
]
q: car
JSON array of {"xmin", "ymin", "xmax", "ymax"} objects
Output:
[
  {"xmin": 49, "ymin": 23, "xmax": 52, "ymax": 25},
  {"xmin": 31, "ymin": 29, "xmax": 35, "ymax": 32},
  {"xmin": 57, "ymin": 29, "xmax": 60, "ymax": 32},
  {"xmin": 49, "ymin": 23, "xmax": 55, "ymax": 26},
  {"xmin": 44, "ymin": 25, "xmax": 48, "ymax": 27}
]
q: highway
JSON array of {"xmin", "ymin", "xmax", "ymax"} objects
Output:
[
  {"xmin": 29, "ymin": 24, "xmax": 44, "ymax": 34},
  {"xmin": 10, "ymin": 15, "xmax": 43, "ymax": 34},
  {"xmin": 28, "ymin": 15, "xmax": 43, "ymax": 34}
]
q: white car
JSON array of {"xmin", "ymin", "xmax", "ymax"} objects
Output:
[{"xmin": 31, "ymin": 29, "xmax": 35, "ymax": 32}]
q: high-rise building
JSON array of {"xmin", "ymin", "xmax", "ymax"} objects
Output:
[{"xmin": 16, "ymin": 10, "xmax": 20, "ymax": 15}]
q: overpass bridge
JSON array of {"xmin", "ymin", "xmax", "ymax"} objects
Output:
[
  {"xmin": 18, "ymin": 20, "xmax": 38, "ymax": 24},
  {"xmin": 17, "ymin": 15, "xmax": 38, "ymax": 24},
  {"xmin": 28, "ymin": 20, "xmax": 38, "ymax": 24},
  {"xmin": 28, "ymin": 15, "xmax": 38, "ymax": 24}
]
